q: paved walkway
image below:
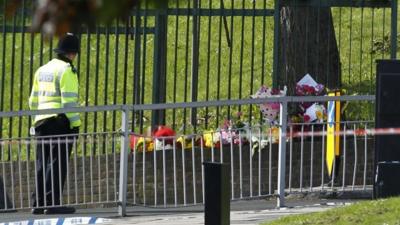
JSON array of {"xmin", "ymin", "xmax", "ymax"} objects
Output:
[
  {"xmin": 0, "ymin": 198, "xmax": 359, "ymax": 225},
  {"xmin": 102, "ymin": 204, "xmax": 348, "ymax": 225}
]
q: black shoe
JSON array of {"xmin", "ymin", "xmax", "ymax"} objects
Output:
[
  {"xmin": 44, "ymin": 206, "xmax": 76, "ymax": 214},
  {"xmin": 31, "ymin": 208, "xmax": 45, "ymax": 214}
]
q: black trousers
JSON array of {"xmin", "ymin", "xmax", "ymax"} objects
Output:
[{"xmin": 32, "ymin": 114, "xmax": 77, "ymax": 207}]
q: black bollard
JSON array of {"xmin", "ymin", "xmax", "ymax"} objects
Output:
[{"xmin": 204, "ymin": 162, "xmax": 230, "ymax": 225}]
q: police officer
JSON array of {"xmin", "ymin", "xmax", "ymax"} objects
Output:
[{"xmin": 29, "ymin": 33, "xmax": 80, "ymax": 214}]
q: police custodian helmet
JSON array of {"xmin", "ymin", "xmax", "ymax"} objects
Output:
[{"xmin": 54, "ymin": 33, "xmax": 80, "ymax": 54}]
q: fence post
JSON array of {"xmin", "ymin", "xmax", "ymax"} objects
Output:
[
  {"xmin": 391, "ymin": 0, "xmax": 398, "ymax": 59},
  {"xmin": 152, "ymin": 6, "xmax": 168, "ymax": 128},
  {"xmin": 277, "ymin": 99, "xmax": 288, "ymax": 208},
  {"xmin": 118, "ymin": 106, "xmax": 130, "ymax": 216}
]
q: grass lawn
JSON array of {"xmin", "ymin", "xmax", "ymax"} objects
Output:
[{"xmin": 262, "ymin": 197, "xmax": 400, "ymax": 225}]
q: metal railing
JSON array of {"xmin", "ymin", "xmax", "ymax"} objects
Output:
[{"xmin": 0, "ymin": 95, "xmax": 376, "ymax": 216}]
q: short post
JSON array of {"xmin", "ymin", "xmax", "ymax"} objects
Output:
[
  {"xmin": 118, "ymin": 107, "xmax": 130, "ymax": 216},
  {"xmin": 204, "ymin": 162, "xmax": 230, "ymax": 225},
  {"xmin": 277, "ymin": 100, "xmax": 288, "ymax": 208}
]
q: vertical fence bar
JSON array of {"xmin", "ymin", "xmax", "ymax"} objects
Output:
[
  {"xmin": 142, "ymin": 137, "xmax": 146, "ymax": 205},
  {"xmin": 132, "ymin": 134, "xmax": 136, "ymax": 204},
  {"xmin": 172, "ymin": 1, "xmax": 179, "ymax": 129},
  {"xmin": 289, "ymin": 126, "xmax": 293, "ymax": 192},
  {"xmin": 8, "ymin": 141, "xmax": 13, "ymax": 209},
  {"xmin": 391, "ymin": 0, "xmax": 398, "ymax": 59},
  {"xmin": 90, "ymin": 136, "xmax": 93, "ymax": 203},
  {"xmin": 191, "ymin": 0, "xmax": 200, "ymax": 128},
  {"xmin": 93, "ymin": 27, "xmax": 101, "ymax": 140},
  {"xmin": 249, "ymin": 0, "xmax": 256, "ymax": 125},
  {"xmin": 97, "ymin": 135, "xmax": 101, "ymax": 202},
  {"xmin": 183, "ymin": 0, "xmax": 190, "ymax": 132},
  {"xmin": 201, "ymin": 136, "xmax": 205, "ymax": 203},
  {"xmin": 1, "ymin": 143, "xmax": 8, "ymax": 209},
  {"xmin": 18, "ymin": 0, "xmax": 26, "ymax": 139},
  {"xmin": 321, "ymin": 124, "xmax": 325, "ymax": 189},
  {"xmin": 310, "ymin": 125, "xmax": 314, "ymax": 191},
  {"xmin": 192, "ymin": 136, "xmax": 197, "ymax": 204},
  {"xmin": 258, "ymin": 128, "xmax": 262, "ymax": 196},
  {"xmin": 227, "ymin": 0, "xmax": 234, "ymax": 118},
  {"xmin": 268, "ymin": 128, "xmax": 272, "ymax": 195},
  {"xmin": 342, "ymin": 124, "xmax": 347, "ymax": 190},
  {"xmin": 205, "ymin": 0, "xmax": 212, "ymax": 128},
  {"xmin": 352, "ymin": 124, "xmax": 357, "ymax": 190},
  {"xmin": 230, "ymin": 134, "xmax": 234, "ymax": 199},
  {"xmin": 8, "ymin": 11, "xmax": 16, "ymax": 142},
  {"xmin": 113, "ymin": 135, "xmax": 117, "ymax": 201},
  {"xmin": 0, "ymin": 0, "xmax": 6, "ymax": 140},
  {"xmin": 162, "ymin": 139, "xmax": 166, "ymax": 207},
  {"xmin": 83, "ymin": 29, "xmax": 91, "ymax": 155},
  {"xmin": 133, "ymin": 13, "xmax": 141, "ymax": 108},
  {"xmin": 153, "ymin": 137, "xmax": 157, "ymax": 206},
  {"xmin": 363, "ymin": 123, "xmax": 368, "ymax": 190},
  {"xmin": 81, "ymin": 139, "xmax": 86, "ymax": 204},
  {"xmin": 173, "ymin": 139, "xmax": 177, "ymax": 206},
  {"xmin": 103, "ymin": 26, "xmax": 110, "ymax": 143},
  {"xmin": 18, "ymin": 141, "xmax": 22, "ymax": 208},
  {"xmin": 105, "ymin": 135, "xmax": 109, "ymax": 202},
  {"xmin": 113, "ymin": 20, "xmax": 120, "ymax": 133},
  {"xmin": 49, "ymin": 139, "xmax": 54, "ymax": 206},
  {"xmin": 140, "ymin": 3, "xmax": 148, "ymax": 133},
  {"xmin": 277, "ymin": 101, "xmax": 288, "ymax": 208},
  {"xmin": 74, "ymin": 137, "xmax": 78, "ymax": 204},
  {"xmin": 118, "ymin": 107, "xmax": 129, "ymax": 216},
  {"xmin": 57, "ymin": 138, "xmax": 62, "ymax": 205},
  {"xmin": 272, "ymin": 0, "xmax": 280, "ymax": 88},
  {"xmin": 239, "ymin": 132, "xmax": 243, "ymax": 198},
  {"xmin": 249, "ymin": 130, "xmax": 253, "ymax": 197},
  {"xmin": 182, "ymin": 140, "xmax": 187, "ymax": 206},
  {"xmin": 238, "ymin": 0, "xmax": 244, "ymax": 112},
  {"xmin": 300, "ymin": 125, "xmax": 304, "ymax": 192},
  {"xmin": 26, "ymin": 139, "xmax": 31, "ymax": 207},
  {"xmin": 215, "ymin": 0, "xmax": 223, "ymax": 128}
]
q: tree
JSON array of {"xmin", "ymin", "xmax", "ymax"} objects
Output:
[
  {"xmin": 2, "ymin": 0, "xmax": 166, "ymax": 36},
  {"xmin": 278, "ymin": 5, "xmax": 341, "ymax": 95}
]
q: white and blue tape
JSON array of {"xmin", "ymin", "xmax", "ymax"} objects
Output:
[{"xmin": 0, "ymin": 217, "xmax": 111, "ymax": 225}]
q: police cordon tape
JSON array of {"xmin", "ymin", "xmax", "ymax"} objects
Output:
[
  {"xmin": 290, "ymin": 127, "xmax": 400, "ymax": 138},
  {"xmin": 0, "ymin": 216, "xmax": 111, "ymax": 225},
  {"xmin": 1, "ymin": 127, "xmax": 400, "ymax": 146}
]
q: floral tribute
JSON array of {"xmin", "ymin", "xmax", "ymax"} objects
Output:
[
  {"xmin": 292, "ymin": 74, "xmax": 327, "ymax": 124},
  {"xmin": 251, "ymin": 85, "xmax": 287, "ymax": 125}
]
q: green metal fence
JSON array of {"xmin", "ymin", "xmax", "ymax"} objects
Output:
[{"xmin": 0, "ymin": 0, "xmax": 398, "ymax": 139}]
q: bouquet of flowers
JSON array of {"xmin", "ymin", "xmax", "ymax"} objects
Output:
[
  {"xmin": 295, "ymin": 74, "xmax": 326, "ymax": 123},
  {"xmin": 130, "ymin": 125, "xmax": 176, "ymax": 152}
]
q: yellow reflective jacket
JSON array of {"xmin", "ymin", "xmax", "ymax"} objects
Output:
[{"xmin": 29, "ymin": 58, "xmax": 81, "ymax": 128}]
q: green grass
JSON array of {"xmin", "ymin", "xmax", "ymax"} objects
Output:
[
  {"xmin": 262, "ymin": 197, "xmax": 400, "ymax": 225},
  {"xmin": 0, "ymin": 2, "xmax": 399, "ymax": 139}
]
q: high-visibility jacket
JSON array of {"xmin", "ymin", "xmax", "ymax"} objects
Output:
[{"xmin": 29, "ymin": 58, "xmax": 81, "ymax": 129}]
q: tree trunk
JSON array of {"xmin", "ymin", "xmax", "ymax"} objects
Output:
[{"xmin": 279, "ymin": 6, "xmax": 341, "ymax": 95}]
